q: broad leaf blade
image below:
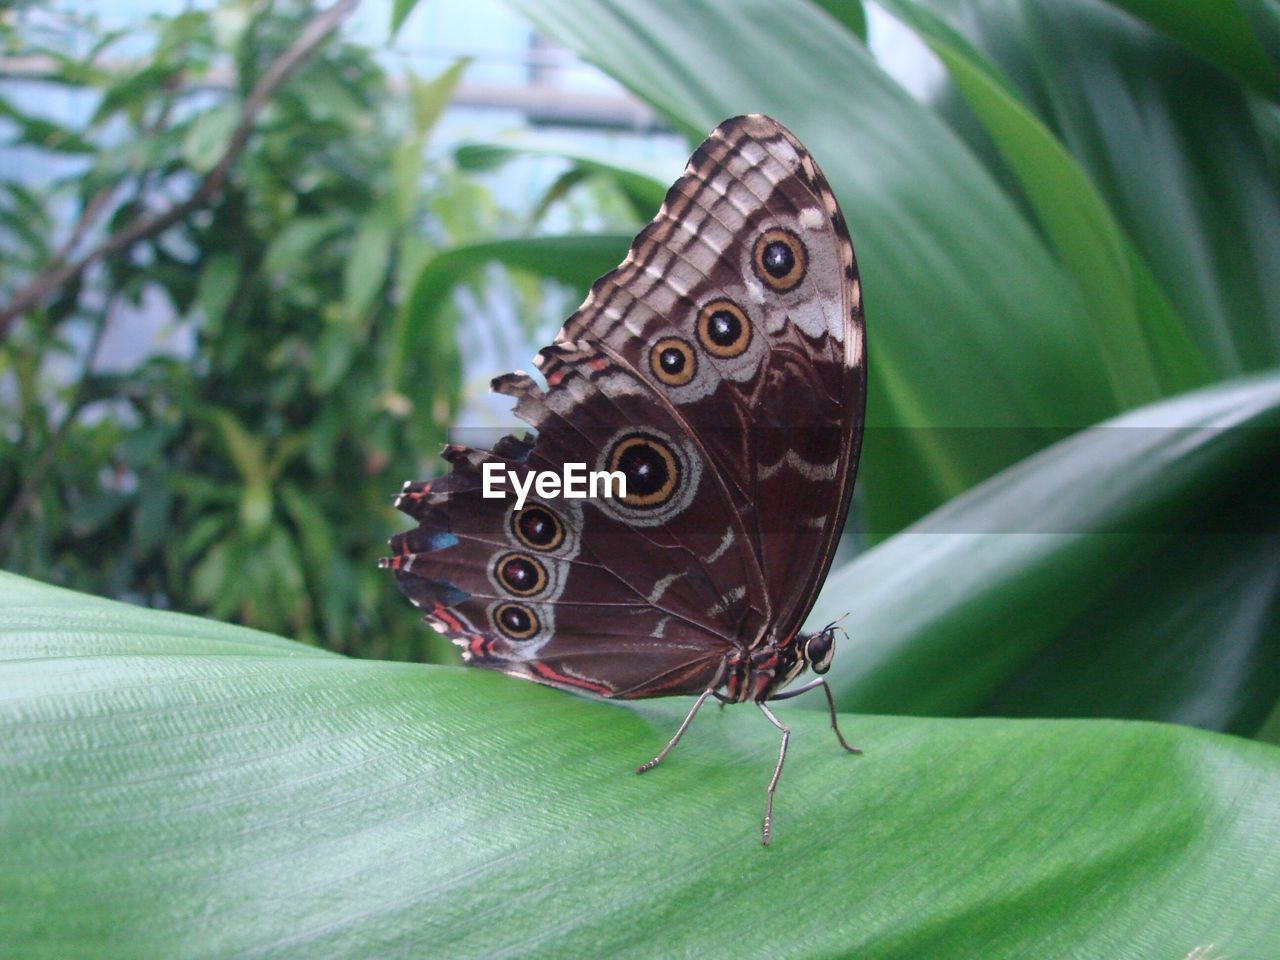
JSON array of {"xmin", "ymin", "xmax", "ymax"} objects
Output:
[
  {"xmin": 981, "ymin": 498, "xmax": 1280, "ymax": 735},
  {"xmin": 927, "ymin": 0, "xmax": 1280, "ymax": 376},
  {"xmin": 1103, "ymin": 0, "xmax": 1280, "ymax": 97},
  {"xmin": 390, "ymin": 234, "xmax": 632, "ymax": 388},
  {"xmin": 0, "ymin": 571, "xmax": 325, "ymax": 659},
  {"xmin": 879, "ymin": 0, "xmax": 1212, "ymax": 401},
  {"xmin": 2, "ymin": 574, "xmax": 1280, "ymax": 957},
  {"xmin": 812, "ymin": 372, "xmax": 1280, "ymax": 731}
]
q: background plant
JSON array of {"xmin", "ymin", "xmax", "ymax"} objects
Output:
[{"xmin": 0, "ymin": 0, "xmax": 558, "ymax": 659}]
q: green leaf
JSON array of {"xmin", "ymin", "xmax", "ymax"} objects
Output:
[
  {"xmin": 130, "ymin": 473, "xmax": 174, "ymax": 556},
  {"xmin": 181, "ymin": 100, "xmax": 239, "ymax": 174},
  {"xmin": 529, "ymin": 167, "xmax": 596, "ymax": 224},
  {"xmin": 506, "ymin": 0, "xmax": 1123, "ymax": 536},
  {"xmin": 454, "ymin": 140, "xmax": 670, "ymax": 217},
  {"xmin": 90, "ymin": 62, "xmax": 182, "ymax": 128},
  {"xmin": 408, "ymin": 58, "xmax": 470, "ymax": 138},
  {"xmin": 879, "ymin": 0, "xmax": 1212, "ymax": 402},
  {"xmin": 923, "ymin": 0, "xmax": 1280, "ymax": 376},
  {"xmin": 278, "ymin": 481, "xmax": 337, "ymax": 578},
  {"xmin": 3, "ymin": 571, "xmax": 1280, "ymax": 957},
  {"xmin": 812, "ymin": 0, "xmax": 867, "ymax": 41},
  {"xmin": 1103, "ymin": 0, "xmax": 1279, "ymax": 97},
  {"xmin": 385, "ymin": 61, "xmax": 468, "ymax": 224},
  {"xmin": 811, "ymin": 371, "xmax": 1280, "ymax": 734},
  {"xmin": 0, "ymin": 573, "xmax": 315, "ymax": 658},
  {"xmin": 390, "ymin": 234, "xmax": 632, "ymax": 387},
  {"xmin": 262, "ymin": 214, "xmax": 348, "ymax": 276},
  {"xmin": 195, "ymin": 251, "xmax": 241, "ymax": 331},
  {"xmin": 207, "ymin": 410, "xmax": 272, "ymax": 537},
  {"xmin": 391, "ymin": 136, "xmax": 426, "ymax": 225},
  {"xmin": 0, "ymin": 95, "xmax": 94, "ymax": 153},
  {"xmin": 342, "ymin": 208, "xmax": 394, "ymax": 326},
  {"xmin": 390, "ymin": 0, "xmax": 424, "ymax": 36}
]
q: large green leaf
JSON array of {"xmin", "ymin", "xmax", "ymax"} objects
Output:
[
  {"xmin": 506, "ymin": 0, "xmax": 1121, "ymax": 536},
  {"xmin": 878, "ymin": 0, "xmax": 1212, "ymax": 401},
  {"xmin": 927, "ymin": 0, "xmax": 1280, "ymax": 376},
  {"xmin": 3, "ymin": 571, "xmax": 1280, "ymax": 957},
  {"xmin": 390, "ymin": 234, "xmax": 632, "ymax": 388},
  {"xmin": 1102, "ymin": 0, "xmax": 1280, "ymax": 97},
  {"xmin": 811, "ymin": 371, "xmax": 1280, "ymax": 734}
]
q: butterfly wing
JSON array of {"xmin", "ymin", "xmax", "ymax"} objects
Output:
[
  {"xmin": 385, "ymin": 337, "xmax": 760, "ymax": 698},
  {"xmin": 384, "ymin": 115, "xmax": 865, "ymax": 696},
  {"xmin": 551, "ymin": 115, "xmax": 865, "ymax": 643}
]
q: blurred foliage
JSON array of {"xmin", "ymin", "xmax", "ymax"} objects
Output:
[{"xmin": 0, "ymin": 0, "xmax": 535, "ymax": 660}]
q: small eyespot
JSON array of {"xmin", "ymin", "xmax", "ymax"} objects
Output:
[
  {"xmin": 650, "ymin": 337, "xmax": 697, "ymax": 386},
  {"xmin": 511, "ymin": 505, "xmax": 564, "ymax": 552},
  {"xmin": 607, "ymin": 433, "xmax": 680, "ymax": 508},
  {"xmin": 495, "ymin": 552, "xmax": 547, "ymax": 597},
  {"xmin": 753, "ymin": 228, "xmax": 807, "ymax": 292},
  {"xmin": 494, "ymin": 602, "xmax": 540, "ymax": 640},
  {"xmin": 696, "ymin": 299, "xmax": 751, "ymax": 358}
]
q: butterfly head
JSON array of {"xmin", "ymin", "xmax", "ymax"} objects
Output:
[{"xmin": 803, "ymin": 619, "xmax": 848, "ymax": 675}]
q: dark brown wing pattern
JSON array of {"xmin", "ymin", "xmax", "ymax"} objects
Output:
[{"xmin": 383, "ymin": 114, "xmax": 865, "ymax": 699}]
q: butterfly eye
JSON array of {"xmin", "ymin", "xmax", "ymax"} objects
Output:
[
  {"xmin": 804, "ymin": 629, "xmax": 835, "ymax": 674},
  {"xmin": 696, "ymin": 299, "xmax": 751, "ymax": 358},
  {"xmin": 608, "ymin": 433, "xmax": 680, "ymax": 508},
  {"xmin": 494, "ymin": 602, "xmax": 540, "ymax": 640},
  {"xmin": 650, "ymin": 337, "xmax": 697, "ymax": 386},
  {"xmin": 495, "ymin": 552, "xmax": 547, "ymax": 597},
  {"xmin": 511, "ymin": 505, "xmax": 564, "ymax": 552},
  {"xmin": 753, "ymin": 228, "xmax": 807, "ymax": 292}
]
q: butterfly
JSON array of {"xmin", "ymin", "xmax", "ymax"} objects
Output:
[{"xmin": 382, "ymin": 115, "xmax": 866, "ymax": 844}]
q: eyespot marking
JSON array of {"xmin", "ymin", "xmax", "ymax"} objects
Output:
[
  {"xmin": 511, "ymin": 505, "xmax": 564, "ymax": 552},
  {"xmin": 494, "ymin": 552, "xmax": 548, "ymax": 597},
  {"xmin": 650, "ymin": 337, "xmax": 697, "ymax": 386},
  {"xmin": 607, "ymin": 433, "xmax": 680, "ymax": 508},
  {"xmin": 696, "ymin": 299, "xmax": 751, "ymax": 358},
  {"xmin": 752, "ymin": 228, "xmax": 807, "ymax": 292},
  {"xmin": 494, "ymin": 602, "xmax": 540, "ymax": 640}
]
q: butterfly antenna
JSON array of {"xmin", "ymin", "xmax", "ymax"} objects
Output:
[{"xmin": 823, "ymin": 612, "xmax": 852, "ymax": 640}]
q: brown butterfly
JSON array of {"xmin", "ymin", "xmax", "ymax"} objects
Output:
[{"xmin": 383, "ymin": 115, "xmax": 866, "ymax": 844}]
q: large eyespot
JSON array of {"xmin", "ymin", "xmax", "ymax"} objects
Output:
[
  {"xmin": 696, "ymin": 299, "xmax": 751, "ymax": 358},
  {"xmin": 752, "ymin": 228, "xmax": 807, "ymax": 292},
  {"xmin": 494, "ymin": 552, "xmax": 547, "ymax": 597},
  {"xmin": 650, "ymin": 337, "xmax": 697, "ymax": 386},
  {"xmin": 607, "ymin": 433, "xmax": 680, "ymax": 508},
  {"xmin": 494, "ymin": 602, "xmax": 540, "ymax": 640},
  {"xmin": 511, "ymin": 505, "xmax": 564, "ymax": 552}
]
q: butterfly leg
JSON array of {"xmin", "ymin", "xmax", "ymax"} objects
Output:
[
  {"xmin": 769, "ymin": 678, "xmax": 861, "ymax": 754},
  {"xmin": 635, "ymin": 687, "xmax": 714, "ymax": 774},
  {"xmin": 756, "ymin": 701, "xmax": 790, "ymax": 845}
]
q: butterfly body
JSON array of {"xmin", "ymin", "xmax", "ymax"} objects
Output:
[{"xmin": 384, "ymin": 115, "xmax": 865, "ymax": 843}]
